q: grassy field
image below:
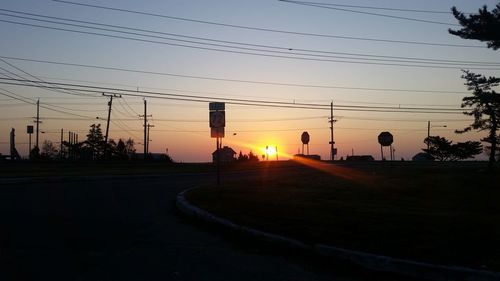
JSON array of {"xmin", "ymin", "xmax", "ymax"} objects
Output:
[{"xmin": 186, "ymin": 160, "xmax": 500, "ymax": 271}]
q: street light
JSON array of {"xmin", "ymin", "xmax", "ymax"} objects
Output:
[{"xmin": 427, "ymin": 121, "xmax": 447, "ymax": 150}]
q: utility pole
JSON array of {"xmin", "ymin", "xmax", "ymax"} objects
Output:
[
  {"xmin": 147, "ymin": 123, "xmax": 155, "ymax": 154},
  {"xmin": 329, "ymin": 101, "xmax": 336, "ymax": 161},
  {"xmin": 60, "ymin": 128, "xmax": 63, "ymax": 159},
  {"xmin": 140, "ymin": 99, "xmax": 152, "ymax": 159},
  {"xmin": 103, "ymin": 93, "xmax": 121, "ymax": 158},
  {"xmin": 35, "ymin": 99, "xmax": 41, "ymax": 149},
  {"xmin": 427, "ymin": 121, "xmax": 430, "ymax": 151}
]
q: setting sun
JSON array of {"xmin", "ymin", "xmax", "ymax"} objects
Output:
[{"xmin": 261, "ymin": 145, "xmax": 279, "ymax": 160}]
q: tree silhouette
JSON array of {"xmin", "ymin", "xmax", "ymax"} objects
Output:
[
  {"xmin": 84, "ymin": 124, "xmax": 105, "ymax": 160},
  {"xmin": 449, "ymin": 3, "xmax": 500, "ymax": 170},
  {"xmin": 456, "ymin": 71, "xmax": 500, "ymax": 169},
  {"xmin": 449, "ymin": 3, "xmax": 500, "ymax": 49},
  {"xmin": 423, "ymin": 136, "xmax": 453, "ymax": 161},
  {"xmin": 41, "ymin": 140, "xmax": 58, "ymax": 159},
  {"xmin": 423, "ymin": 136, "xmax": 482, "ymax": 161}
]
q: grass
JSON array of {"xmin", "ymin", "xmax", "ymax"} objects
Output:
[{"xmin": 186, "ymin": 160, "xmax": 500, "ymax": 271}]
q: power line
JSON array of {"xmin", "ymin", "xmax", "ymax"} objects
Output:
[
  {"xmin": 0, "ymin": 56, "xmax": 474, "ymax": 94},
  {"xmin": 279, "ymin": 0, "xmax": 460, "ymax": 26},
  {"xmin": 0, "ymin": 77, "xmax": 468, "ymax": 114},
  {"xmin": 51, "ymin": 0, "xmax": 483, "ymax": 49},
  {"xmin": 4, "ymin": 19, "xmax": 495, "ymax": 69},
  {"xmin": 279, "ymin": 1, "xmax": 455, "ymax": 14},
  {"xmin": 0, "ymin": 10, "xmax": 496, "ymax": 66},
  {"xmin": 0, "ymin": 71, "xmax": 470, "ymax": 108}
]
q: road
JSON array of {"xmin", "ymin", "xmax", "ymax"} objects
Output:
[{"xmin": 0, "ymin": 171, "xmax": 401, "ymax": 281}]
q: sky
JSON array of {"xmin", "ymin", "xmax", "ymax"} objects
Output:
[{"xmin": 0, "ymin": 0, "xmax": 499, "ymax": 162}]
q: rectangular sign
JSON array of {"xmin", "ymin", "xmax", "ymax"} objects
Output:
[
  {"xmin": 209, "ymin": 102, "xmax": 225, "ymax": 111},
  {"xmin": 209, "ymin": 111, "xmax": 225, "ymax": 128},
  {"xmin": 27, "ymin": 125, "xmax": 34, "ymax": 134},
  {"xmin": 211, "ymin": 127, "xmax": 225, "ymax": 138}
]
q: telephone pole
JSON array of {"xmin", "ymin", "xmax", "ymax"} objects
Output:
[
  {"xmin": 103, "ymin": 93, "xmax": 121, "ymax": 158},
  {"xmin": 147, "ymin": 123, "xmax": 155, "ymax": 154},
  {"xmin": 329, "ymin": 101, "xmax": 337, "ymax": 161},
  {"xmin": 34, "ymin": 99, "xmax": 41, "ymax": 149},
  {"xmin": 140, "ymin": 99, "xmax": 152, "ymax": 159}
]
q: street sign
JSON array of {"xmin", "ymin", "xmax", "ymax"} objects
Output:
[
  {"xmin": 27, "ymin": 125, "xmax": 34, "ymax": 134},
  {"xmin": 209, "ymin": 102, "xmax": 225, "ymax": 111},
  {"xmin": 209, "ymin": 111, "xmax": 225, "ymax": 128},
  {"xmin": 378, "ymin": 132, "xmax": 394, "ymax": 146},
  {"xmin": 301, "ymin": 131, "xmax": 310, "ymax": 144},
  {"xmin": 211, "ymin": 127, "xmax": 225, "ymax": 138}
]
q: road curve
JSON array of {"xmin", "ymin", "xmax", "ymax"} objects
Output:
[{"xmin": 0, "ymin": 172, "xmax": 399, "ymax": 281}]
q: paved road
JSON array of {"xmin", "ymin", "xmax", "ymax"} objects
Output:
[{"xmin": 0, "ymin": 172, "xmax": 401, "ymax": 281}]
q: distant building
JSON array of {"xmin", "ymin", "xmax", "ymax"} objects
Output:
[
  {"xmin": 212, "ymin": 146, "xmax": 237, "ymax": 163},
  {"xmin": 293, "ymin": 154, "xmax": 321, "ymax": 161},
  {"xmin": 346, "ymin": 155, "xmax": 374, "ymax": 161},
  {"xmin": 412, "ymin": 152, "xmax": 435, "ymax": 161}
]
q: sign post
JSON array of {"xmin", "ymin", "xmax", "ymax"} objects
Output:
[
  {"xmin": 209, "ymin": 102, "xmax": 225, "ymax": 187},
  {"xmin": 378, "ymin": 132, "xmax": 394, "ymax": 161}
]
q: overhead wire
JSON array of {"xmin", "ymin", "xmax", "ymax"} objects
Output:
[
  {"xmin": 278, "ymin": 1, "xmax": 456, "ymax": 14},
  {"xmin": 0, "ymin": 10, "xmax": 496, "ymax": 67},
  {"xmin": 0, "ymin": 77, "xmax": 469, "ymax": 115},
  {"xmin": 0, "ymin": 56, "xmax": 475, "ymax": 94},
  {"xmin": 279, "ymin": 0, "xmax": 460, "ymax": 26},
  {"xmin": 3, "ymin": 19, "xmax": 495, "ymax": 69},
  {"xmin": 52, "ymin": 0, "xmax": 481, "ymax": 48}
]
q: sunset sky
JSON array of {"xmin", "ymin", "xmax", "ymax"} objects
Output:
[{"xmin": 1, "ymin": 0, "xmax": 499, "ymax": 162}]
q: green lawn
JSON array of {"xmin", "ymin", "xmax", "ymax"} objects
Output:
[{"xmin": 186, "ymin": 161, "xmax": 500, "ymax": 271}]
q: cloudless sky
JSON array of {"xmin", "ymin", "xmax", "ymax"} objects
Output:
[{"xmin": 1, "ymin": 0, "xmax": 499, "ymax": 162}]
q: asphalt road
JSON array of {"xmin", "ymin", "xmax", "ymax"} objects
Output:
[{"xmin": 0, "ymin": 172, "xmax": 405, "ymax": 281}]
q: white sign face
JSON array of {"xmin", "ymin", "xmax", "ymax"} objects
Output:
[
  {"xmin": 211, "ymin": 127, "xmax": 225, "ymax": 138},
  {"xmin": 209, "ymin": 102, "xmax": 225, "ymax": 111},
  {"xmin": 209, "ymin": 111, "xmax": 225, "ymax": 128}
]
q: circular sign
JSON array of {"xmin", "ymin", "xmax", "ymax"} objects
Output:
[
  {"xmin": 378, "ymin": 132, "xmax": 393, "ymax": 146},
  {"xmin": 301, "ymin": 131, "xmax": 310, "ymax": 144}
]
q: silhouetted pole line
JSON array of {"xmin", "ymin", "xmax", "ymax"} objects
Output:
[
  {"xmin": 103, "ymin": 93, "xmax": 121, "ymax": 159},
  {"xmin": 140, "ymin": 98, "xmax": 152, "ymax": 159},
  {"xmin": 147, "ymin": 123, "xmax": 154, "ymax": 155},
  {"xmin": 329, "ymin": 101, "xmax": 336, "ymax": 161},
  {"xmin": 35, "ymin": 98, "xmax": 40, "ymax": 148},
  {"xmin": 427, "ymin": 121, "xmax": 430, "ymax": 151},
  {"xmin": 60, "ymin": 128, "xmax": 63, "ymax": 159},
  {"xmin": 0, "ymin": 78, "xmax": 468, "ymax": 112}
]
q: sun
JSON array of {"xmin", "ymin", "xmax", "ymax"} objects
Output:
[{"xmin": 262, "ymin": 145, "xmax": 277, "ymax": 158}]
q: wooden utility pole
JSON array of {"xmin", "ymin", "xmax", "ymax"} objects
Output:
[
  {"xmin": 140, "ymin": 99, "xmax": 152, "ymax": 159},
  {"xmin": 35, "ymin": 99, "xmax": 41, "ymax": 148},
  {"xmin": 103, "ymin": 93, "xmax": 121, "ymax": 158},
  {"xmin": 60, "ymin": 128, "xmax": 63, "ymax": 159},
  {"xmin": 329, "ymin": 101, "xmax": 336, "ymax": 161},
  {"xmin": 147, "ymin": 123, "xmax": 155, "ymax": 154}
]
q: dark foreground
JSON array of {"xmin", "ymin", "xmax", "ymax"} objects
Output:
[
  {"xmin": 188, "ymin": 160, "xmax": 500, "ymax": 272},
  {"xmin": 0, "ymin": 164, "xmax": 413, "ymax": 281}
]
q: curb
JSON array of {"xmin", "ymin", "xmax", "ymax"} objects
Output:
[
  {"xmin": 176, "ymin": 188, "xmax": 500, "ymax": 281},
  {"xmin": 176, "ymin": 188, "xmax": 310, "ymax": 251}
]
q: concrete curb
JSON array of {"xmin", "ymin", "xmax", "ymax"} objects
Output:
[
  {"xmin": 315, "ymin": 245, "xmax": 500, "ymax": 281},
  {"xmin": 176, "ymin": 188, "xmax": 310, "ymax": 251},
  {"xmin": 177, "ymin": 188, "xmax": 500, "ymax": 281}
]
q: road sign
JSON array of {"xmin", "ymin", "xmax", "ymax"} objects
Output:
[
  {"xmin": 211, "ymin": 127, "xmax": 225, "ymax": 138},
  {"xmin": 209, "ymin": 102, "xmax": 225, "ymax": 111},
  {"xmin": 27, "ymin": 125, "xmax": 34, "ymax": 134},
  {"xmin": 378, "ymin": 132, "xmax": 394, "ymax": 146},
  {"xmin": 301, "ymin": 131, "xmax": 310, "ymax": 144},
  {"xmin": 209, "ymin": 111, "xmax": 225, "ymax": 128}
]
